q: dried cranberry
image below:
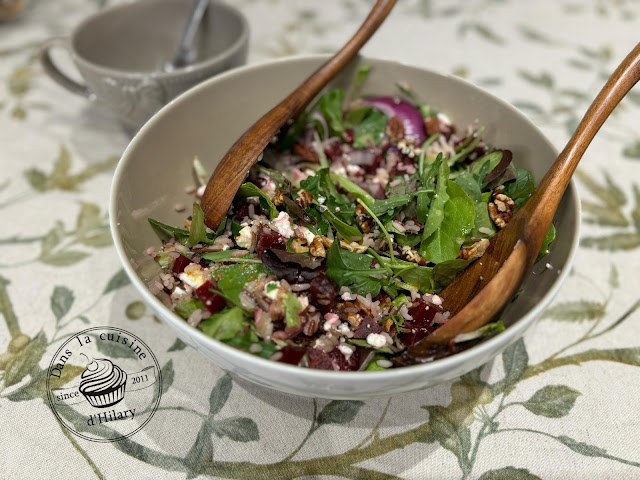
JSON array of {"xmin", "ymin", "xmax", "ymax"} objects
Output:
[
  {"xmin": 234, "ymin": 202, "xmax": 264, "ymax": 221},
  {"xmin": 353, "ymin": 316, "xmax": 382, "ymax": 339},
  {"xmin": 172, "ymin": 254, "xmax": 191, "ymax": 274},
  {"xmin": 195, "ymin": 281, "xmax": 226, "ymax": 314},
  {"xmin": 255, "ymin": 228, "xmax": 286, "ymax": 254},
  {"xmin": 343, "ymin": 128, "xmax": 354, "ymax": 145},
  {"xmin": 324, "ymin": 137, "xmax": 342, "ymax": 162},
  {"xmin": 309, "ymin": 273, "xmax": 338, "ymax": 314},
  {"xmin": 278, "ymin": 346, "xmax": 307, "ymax": 366}
]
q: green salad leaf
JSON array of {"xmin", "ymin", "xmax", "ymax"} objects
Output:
[
  {"xmin": 223, "ymin": 331, "xmax": 278, "ymax": 358},
  {"xmin": 325, "ymin": 241, "xmax": 389, "ymax": 296},
  {"xmin": 187, "ymin": 203, "xmax": 212, "ymax": 247},
  {"xmin": 201, "ymin": 307, "xmax": 249, "ymax": 341},
  {"xmin": 504, "ymin": 167, "xmax": 535, "ymax": 207},
  {"xmin": 433, "ymin": 259, "xmax": 472, "ymax": 290},
  {"xmin": 283, "ymin": 293, "xmax": 303, "ymax": 328},
  {"xmin": 330, "ymin": 172, "xmax": 374, "ymax": 206},
  {"xmin": 200, "ymin": 250, "xmax": 262, "ymax": 264},
  {"xmin": 318, "ymin": 89, "xmax": 345, "ymax": 136},
  {"xmin": 422, "ymin": 158, "xmax": 450, "ymax": 240},
  {"xmin": 353, "ymin": 109, "xmax": 388, "ymax": 148},
  {"xmin": 148, "ymin": 218, "xmax": 189, "ymax": 245},
  {"xmin": 175, "ymin": 298, "xmax": 205, "ymax": 320},
  {"xmin": 214, "ymin": 263, "xmax": 270, "ymax": 306},
  {"xmin": 538, "ymin": 223, "xmax": 556, "ymax": 260},
  {"xmin": 420, "ymin": 181, "xmax": 475, "ymax": 263},
  {"xmin": 236, "ymin": 182, "xmax": 279, "ymax": 219}
]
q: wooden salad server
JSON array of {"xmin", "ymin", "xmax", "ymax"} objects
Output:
[
  {"xmin": 408, "ymin": 42, "xmax": 640, "ymax": 358},
  {"xmin": 201, "ymin": 0, "xmax": 396, "ymax": 229}
]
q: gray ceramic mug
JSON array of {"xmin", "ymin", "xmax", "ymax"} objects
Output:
[{"xmin": 39, "ymin": 0, "xmax": 249, "ymax": 130}]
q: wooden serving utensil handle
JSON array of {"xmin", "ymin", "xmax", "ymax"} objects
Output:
[{"xmin": 201, "ymin": 0, "xmax": 397, "ymax": 229}]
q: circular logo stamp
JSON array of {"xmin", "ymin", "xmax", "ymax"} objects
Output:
[{"xmin": 46, "ymin": 327, "xmax": 162, "ymax": 443}]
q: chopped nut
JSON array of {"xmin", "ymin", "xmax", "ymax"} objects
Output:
[
  {"xmin": 459, "ymin": 238, "xmax": 490, "ymax": 261},
  {"xmin": 290, "ymin": 238, "xmax": 310, "ymax": 253},
  {"xmin": 303, "ymin": 312, "xmax": 321, "ymax": 336},
  {"xmin": 319, "ymin": 236, "xmax": 333, "ymax": 248},
  {"xmin": 401, "ymin": 245, "xmax": 427, "ymax": 266},
  {"xmin": 309, "ymin": 236, "xmax": 326, "ymax": 257},
  {"xmin": 273, "ymin": 188, "xmax": 285, "ymax": 206},
  {"xmin": 296, "ymin": 189, "xmax": 313, "ymax": 208},
  {"xmin": 354, "ymin": 204, "xmax": 374, "ymax": 233},
  {"xmin": 340, "ymin": 240, "xmax": 369, "ymax": 253},
  {"xmin": 383, "ymin": 318, "xmax": 394, "ymax": 332},
  {"xmin": 488, "ymin": 193, "xmax": 516, "ymax": 229},
  {"xmin": 386, "ymin": 116, "xmax": 405, "ymax": 143},
  {"xmin": 184, "ymin": 218, "xmax": 191, "ymax": 230},
  {"xmin": 293, "ymin": 143, "xmax": 319, "ymax": 163},
  {"xmin": 424, "ymin": 116, "xmax": 440, "ymax": 137}
]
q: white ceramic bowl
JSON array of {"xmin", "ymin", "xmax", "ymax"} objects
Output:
[{"xmin": 110, "ymin": 55, "xmax": 580, "ymax": 400}]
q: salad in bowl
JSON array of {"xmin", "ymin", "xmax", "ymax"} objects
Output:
[{"xmin": 145, "ymin": 66, "xmax": 556, "ymax": 372}]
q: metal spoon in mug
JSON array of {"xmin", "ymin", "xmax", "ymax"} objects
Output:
[{"xmin": 163, "ymin": 0, "xmax": 210, "ymax": 72}]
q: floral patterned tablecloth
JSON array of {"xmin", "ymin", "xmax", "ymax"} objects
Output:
[{"xmin": 2, "ymin": 1, "xmax": 640, "ymax": 479}]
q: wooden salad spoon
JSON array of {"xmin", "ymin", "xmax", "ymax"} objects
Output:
[
  {"xmin": 408, "ymin": 42, "xmax": 640, "ymax": 358},
  {"xmin": 201, "ymin": 0, "xmax": 396, "ymax": 229}
]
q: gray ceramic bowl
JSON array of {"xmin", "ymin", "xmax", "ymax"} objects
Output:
[{"xmin": 110, "ymin": 55, "xmax": 580, "ymax": 400}]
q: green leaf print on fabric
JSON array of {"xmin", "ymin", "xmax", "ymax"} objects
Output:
[
  {"xmin": 478, "ymin": 467, "xmax": 542, "ymax": 480},
  {"xmin": 543, "ymin": 300, "xmax": 606, "ymax": 322},
  {"xmin": 103, "ymin": 269, "xmax": 131, "ymax": 294},
  {"xmin": 521, "ymin": 385, "xmax": 581, "ymax": 418},
  {"xmin": 50, "ymin": 286, "xmax": 74, "ymax": 322},
  {"xmin": 317, "ymin": 400, "xmax": 365, "ymax": 426},
  {"xmin": 502, "ymin": 338, "xmax": 529, "ymax": 390}
]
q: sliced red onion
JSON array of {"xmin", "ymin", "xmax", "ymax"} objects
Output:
[{"xmin": 362, "ymin": 96, "xmax": 427, "ymax": 145}]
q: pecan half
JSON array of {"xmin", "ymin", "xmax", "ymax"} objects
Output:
[
  {"xmin": 386, "ymin": 116, "xmax": 405, "ymax": 143},
  {"xmin": 273, "ymin": 188, "xmax": 285, "ymax": 206},
  {"xmin": 293, "ymin": 143, "xmax": 319, "ymax": 163},
  {"xmin": 488, "ymin": 193, "xmax": 516, "ymax": 229},
  {"xmin": 355, "ymin": 204, "xmax": 374, "ymax": 233},
  {"xmin": 458, "ymin": 238, "xmax": 490, "ymax": 261},
  {"xmin": 309, "ymin": 236, "xmax": 326, "ymax": 257},
  {"xmin": 401, "ymin": 245, "xmax": 427, "ymax": 266},
  {"xmin": 296, "ymin": 189, "xmax": 313, "ymax": 208},
  {"xmin": 340, "ymin": 240, "xmax": 369, "ymax": 254},
  {"xmin": 290, "ymin": 238, "xmax": 310, "ymax": 253}
]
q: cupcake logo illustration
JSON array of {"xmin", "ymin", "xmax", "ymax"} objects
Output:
[
  {"xmin": 79, "ymin": 357, "xmax": 128, "ymax": 408},
  {"xmin": 46, "ymin": 327, "xmax": 162, "ymax": 443}
]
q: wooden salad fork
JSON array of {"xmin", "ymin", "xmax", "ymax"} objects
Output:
[
  {"xmin": 408, "ymin": 42, "xmax": 640, "ymax": 358},
  {"xmin": 201, "ymin": 0, "xmax": 397, "ymax": 229}
]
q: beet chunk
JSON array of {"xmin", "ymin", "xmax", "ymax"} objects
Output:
[
  {"xmin": 399, "ymin": 298, "xmax": 439, "ymax": 347},
  {"xmin": 172, "ymin": 254, "xmax": 191, "ymax": 274},
  {"xmin": 307, "ymin": 347, "xmax": 360, "ymax": 371},
  {"xmin": 195, "ymin": 281, "xmax": 226, "ymax": 315},
  {"xmin": 353, "ymin": 316, "xmax": 382, "ymax": 339},
  {"xmin": 278, "ymin": 346, "xmax": 307, "ymax": 366},
  {"xmin": 256, "ymin": 228, "xmax": 286, "ymax": 254},
  {"xmin": 309, "ymin": 272, "xmax": 338, "ymax": 314}
]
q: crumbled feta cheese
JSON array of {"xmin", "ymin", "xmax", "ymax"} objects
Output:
[
  {"xmin": 235, "ymin": 225, "xmax": 255, "ymax": 249},
  {"xmin": 299, "ymin": 295, "xmax": 309, "ymax": 310},
  {"xmin": 323, "ymin": 312, "xmax": 340, "ymax": 331},
  {"xmin": 376, "ymin": 359, "xmax": 393, "ymax": 368},
  {"xmin": 264, "ymin": 281, "xmax": 280, "ymax": 300},
  {"xmin": 249, "ymin": 344, "xmax": 263, "ymax": 353},
  {"xmin": 317, "ymin": 195, "xmax": 326, "ymax": 205},
  {"xmin": 337, "ymin": 322, "xmax": 351, "ymax": 336},
  {"xmin": 366, "ymin": 333, "xmax": 387, "ymax": 348},
  {"xmin": 332, "ymin": 165, "xmax": 347, "ymax": 177},
  {"xmin": 270, "ymin": 211, "xmax": 294, "ymax": 238},
  {"xmin": 337, "ymin": 343, "xmax": 355, "ymax": 360},
  {"xmin": 346, "ymin": 164, "xmax": 363, "ymax": 175},
  {"xmin": 179, "ymin": 264, "xmax": 207, "ymax": 288},
  {"xmin": 171, "ymin": 286, "xmax": 189, "ymax": 301},
  {"xmin": 297, "ymin": 226, "xmax": 316, "ymax": 244}
]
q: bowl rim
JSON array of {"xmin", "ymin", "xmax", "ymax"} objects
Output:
[
  {"xmin": 69, "ymin": 0, "xmax": 250, "ymax": 79},
  {"xmin": 110, "ymin": 53, "xmax": 581, "ymax": 381}
]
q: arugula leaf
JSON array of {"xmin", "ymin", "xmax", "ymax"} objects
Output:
[
  {"xmin": 370, "ymin": 194, "xmax": 413, "ymax": 217},
  {"xmin": 503, "ymin": 167, "xmax": 535, "ymax": 206},
  {"xmin": 325, "ymin": 241, "xmax": 389, "ymax": 296},
  {"xmin": 283, "ymin": 293, "xmax": 303, "ymax": 328},
  {"xmin": 214, "ymin": 263, "xmax": 270, "ymax": 306},
  {"xmin": 175, "ymin": 298, "xmax": 205, "ymax": 319},
  {"xmin": 351, "ymin": 66, "xmax": 371, "ymax": 100},
  {"xmin": 200, "ymin": 307, "xmax": 249, "ymax": 341},
  {"xmin": 433, "ymin": 258, "xmax": 472, "ymax": 290},
  {"xmin": 398, "ymin": 265, "xmax": 434, "ymax": 292},
  {"xmin": 417, "ymin": 155, "xmax": 441, "ymax": 223},
  {"xmin": 187, "ymin": 203, "xmax": 212, "ymax": 247},
  {"xmin": 329, "ymin": 172, "xmax": 374, "ymax": 206},
  {"xmin": 155, "ymin": 251, "xmax": 173, "ymax": 269},
  {"xmin": 455, "ymin": 174, "xmax": 496, "ymax": 239},
  {"xmin": 322, "ymin": 208, "xmax": 362, "ymax": 241},
  {"xmin": 200, "ymin": 251, "xmax": 262, "ymax": 264},
  {"xmin": 353, "ymin": 110, "xmax": 388, "ymax": 148},
  {"xmin": 422, "ymin": 158, "xmax": 450, "ymax": 239},
  {"xmin": 318, "ymin": 89, "xmax": 345, "ymax": 136},
  {"xmin": 448, "ymin": 128, "xmax": 485, "ymax": 166},
  {"xmin": 223, "ymin": 331, "xmax": 278, "ymax": 358},
  {"xmin": 236, "ymin": 182, "xmax": 279, "ymax": 219},
  {"xmin": 365, "ymin": 354, "xmax": 390, "ymax": 370},
  {"xmin": 537, "ymin": 223, "xmax": 556, "ymax": 260},
  {"xmin": 420, "ymin": 181, "xmax": 475, "ymax": 263},
  {"xmin": 280, "ymin": 113, "xmax": 308, "ymax": 151},
  {"xmin": 148, "ymin": 218, "xmax": 189, "ymax": 245},
  {"xmin": 453, "ymin": 321, "xmax": 505, "ymax": 343},
  {"xmin": 344, "ymin": 106, "xmax": 373, "ymax": 128}
]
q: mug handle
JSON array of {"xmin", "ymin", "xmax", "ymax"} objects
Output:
[{"xmin": 39, "ymin": 37, "xmax": 91, "ymax": 98}]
